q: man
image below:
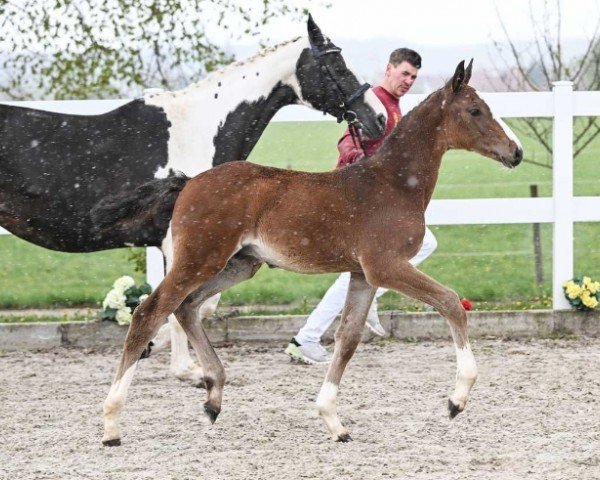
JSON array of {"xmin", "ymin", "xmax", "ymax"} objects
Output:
[{"xmin": 285, "ymin": 48, "xmax": 438, "ymax": 364}]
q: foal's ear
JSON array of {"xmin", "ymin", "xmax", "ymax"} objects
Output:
[
  {"xmin": 307, "ymin": 13, "xmax": 327, "ymax": 46},
  {"xmin": 464, "ymin": 58, "xmax": 474, "ymax": 85},
  {"xmin": 451, "ymin": 60, "xmax": 466, "ymax": 93}
]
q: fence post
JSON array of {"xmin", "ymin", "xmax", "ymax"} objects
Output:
[
  {"xmin": 146, "ymin": 246, "xmax": 166, "ymax": 290},
  {"xmin": 142, "ymin": 87, "xmax": 166, "ymax": 290},
  {"xmin": 552, "ymin": 81, "xmax": 574, "ymax": 310}
]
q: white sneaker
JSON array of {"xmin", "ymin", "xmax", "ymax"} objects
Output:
[
  {"xmin": 365, "ymin": 310, "xmax": 386, "ymax": 336},
  {"xmin": 285, "ymin": 339, "xmax": 332, "ymax": 364}
]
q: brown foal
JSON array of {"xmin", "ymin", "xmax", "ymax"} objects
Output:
[{"xmin": 102, "ymin": 60, "xmax": 523, "ymax": 446}]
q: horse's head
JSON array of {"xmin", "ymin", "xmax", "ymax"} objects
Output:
[
  {"xmin": 440, "ymin": 60, "xmax": 523, "ymax": 168},
  {"xmin": 294, "ymin": 14, "xmax": 387, "ymax": 139}
]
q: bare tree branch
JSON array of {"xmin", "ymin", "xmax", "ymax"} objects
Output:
[{"xmin": 492, "ymin": 0, "xmax": 600, "ymax": 166}]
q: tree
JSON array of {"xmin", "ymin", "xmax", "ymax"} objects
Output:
[
  {"xmin": 0, "ymin": 0, "xmax": 323, "ymax": 100},
  {"xmin": 491, "ymin": 0, "xmax": 600, "ymax": 168}
]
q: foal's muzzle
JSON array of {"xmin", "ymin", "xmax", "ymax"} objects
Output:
[{"xmin": 513, "ymin": 146, "xmax": 523, "ymax": 166}]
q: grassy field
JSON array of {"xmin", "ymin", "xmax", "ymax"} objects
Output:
[{"xmin": 0, "ymin": 119, "xmax": 598, "ymax": 311}]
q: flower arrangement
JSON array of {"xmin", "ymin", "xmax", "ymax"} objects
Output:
[
  {"xmin": 563, "ymin": 276, "xmax": 600, "ymax": 311},
  {"xmin": 98, "ymin": 276, "xmax": 152, "ymax": 325}
]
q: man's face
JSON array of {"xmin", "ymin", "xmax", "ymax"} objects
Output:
[{"xmin": 383, "ymin": 60, "xmax": 419, "ymax": 97}]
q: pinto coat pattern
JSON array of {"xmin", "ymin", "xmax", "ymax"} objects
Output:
[{"xmin": 0, "ymin": 15, "xmax": 385, "ymax": 253}]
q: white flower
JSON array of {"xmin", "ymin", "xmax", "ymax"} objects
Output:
[
  {"xmin": 138, "ymin": 294, "xmax": 149, "ymax": 304},
  {"xmin": 115, "ymin": 307, "xmax": 133, "ymax": 325},
  {"xmin": 113, "ymin": 275, "xmax": 135, "ymax": 293},
  {"xmin": 102, "ymin": 289, "xmax": 127, "ymax": 310}
]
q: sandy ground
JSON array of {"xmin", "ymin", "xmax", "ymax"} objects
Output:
[{"xmin": 1, "ymin": 337, "xmax": 600, "ymax": 480}]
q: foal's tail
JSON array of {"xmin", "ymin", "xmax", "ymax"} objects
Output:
[{"xmin": 90, "ymin": 172, "xmax": 190, "ymax": 238}]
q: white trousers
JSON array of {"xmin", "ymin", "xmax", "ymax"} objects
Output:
[{"xmin": 295, "ymin": 227, "xmax": 438, "ymax": 345}]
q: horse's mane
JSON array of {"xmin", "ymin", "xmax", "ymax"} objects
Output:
[{"xmin": 146, "ymin": 36, "xmax": 304, "ymax": 98}]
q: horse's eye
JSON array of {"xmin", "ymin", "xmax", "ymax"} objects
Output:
[{"xmin": 470, "ymin": 108, "xmax": 481, "ymax": 116}]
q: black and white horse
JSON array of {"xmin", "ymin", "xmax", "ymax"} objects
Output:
[{"xmin": 0, "ymin": 16, "xmax": 386, "ymax": 383}]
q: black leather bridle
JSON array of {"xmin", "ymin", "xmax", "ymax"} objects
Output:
[
  {"xmin": 312, "ymin": 44, "xmax": 371, "ymax": 156},
  {"xmin": 311, "ymin": 45, "xmax": 371, "ymax": 126}
]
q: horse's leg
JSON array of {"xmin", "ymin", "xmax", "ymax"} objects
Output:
[
  {"xmin": 316, "ymin": 272, "xmax": 375, "ymax": 442},
  {"xmin": 102, "ymin": 241, "xmax": 245, "ymax": 446},
  {"xmin": 102, "ymin": 278, "xmax": 195, "ymax": 446},
  {"xmin": 148, "ymin": 234, "xmax": 204, "ymax": 386},
  {"xmin": 173, "ymin": 253, "xmax": 262, "ymax": 424},
  {"xmin": 364, "ymin": 259, "xmax": 478, "ymax": 418}
]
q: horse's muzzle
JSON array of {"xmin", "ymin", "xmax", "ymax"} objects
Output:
[{"xmin": 513, "ymin": 146, "xmax": 523, "ymax": 166}]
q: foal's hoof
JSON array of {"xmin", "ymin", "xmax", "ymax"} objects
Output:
[
  {"xmin": 140, "ymin": 341, "xmax": 154, "ymax": 360},
  {"xmin": 448, "ymin": 399, "xmax": 463, "ymax": 419},
  {"xmin": 102, "ymin": 438, "xmax": 122, "ymax": 447},
  {"xmin": 336, "ymin": 433, "xmax": 352, "ymax": 443},
  {"xmin": 204, "ymin": 404, "xmax": 220, "ymax": 424}
]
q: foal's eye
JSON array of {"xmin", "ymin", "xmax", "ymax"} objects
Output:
[{"xmin": 470, "ymin": 108, "xmax": 481, "ymax": 116}]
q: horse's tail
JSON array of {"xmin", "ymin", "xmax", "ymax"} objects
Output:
[{"xmin": 91, "ymin": 172, "xmax": 190, "ymax": 235}]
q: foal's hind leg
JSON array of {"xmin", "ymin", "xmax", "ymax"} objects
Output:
[
  {"xmin": 173, "ymin": 253, "xmax": 263, "ymax": 424},
  {"xmin": 316, "ymin": 272, "xmax": 375, "ymax": 442},
  {"xmin": 158, "ymin": 236, "xmax": 206, "ymax": 386},
  {"xmin": 364, "ymin": 259, "xmax": 478, "ymax": 418}
]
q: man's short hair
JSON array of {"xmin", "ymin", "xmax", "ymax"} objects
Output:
[{"xmin": 389, "ymin": 48, "xmax": 422, "ymax": 69}]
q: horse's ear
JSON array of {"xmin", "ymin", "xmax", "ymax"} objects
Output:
[
  {"xmin": 464, "ymin": 58, "xmax": 473, "ymax": 85},
  {"xmin": 451, "ymin": 60, "xmax": 466, "ymax": 93},
  {"xmin": 307, "ymin": 13, "xmax": 327, "ymax": 46}
]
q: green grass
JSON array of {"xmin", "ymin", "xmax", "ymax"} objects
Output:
[
  {"xmin": 0, "ymin": 119, "xmax": 598, "ymax": 310},
  {"xmin": 0, "ymin": 237, "xmax": 145, "ymax": 308}
]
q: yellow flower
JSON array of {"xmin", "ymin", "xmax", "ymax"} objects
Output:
[
  {"xmin": 588, "ymin": 282, "xmax": 600, "ymax": 295},
  {"xmin": 565, "ymin": 283, "xmax": 583, "ymax": 299},
  {"xmin": 581, "ymin": 292, "xmax": 599, "ymax": 309},
  {"xmin": 583, "ymin": 276, "xmax": 592, "ymax": 286}
]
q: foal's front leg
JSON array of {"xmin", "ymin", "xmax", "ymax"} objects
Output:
[
  {"xmin": 364, "ymin": 259, "xmax": 478, "ymax": 418},
  {"xmin": 102, "ymin": 284, "xmax": 190, "ymax": 446},
  {"xmin": 316, "ymin": 272, "xmax": 375, "ymax": 442}
]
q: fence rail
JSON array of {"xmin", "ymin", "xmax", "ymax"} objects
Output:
[{"xmin": 1, "ymin": 82, "xmax": 598, "ymax": 309}]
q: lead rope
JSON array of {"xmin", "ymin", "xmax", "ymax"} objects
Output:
[{"xmin": 348, "ymin": 122, "xmax": 367, "ymax": 159}]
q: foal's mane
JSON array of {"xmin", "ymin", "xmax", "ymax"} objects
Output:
[{"xmin": 368, "ymin": 87, "xmax": 447, "ymax": 163}]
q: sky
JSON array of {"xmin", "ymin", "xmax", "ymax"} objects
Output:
[
  {"xmin": 209, "ymin": 0, "xmax": 600, "ymax": 83},
  {"xmin": 231, "ymin": 0, "xmax": 599, "ymax": 47}
]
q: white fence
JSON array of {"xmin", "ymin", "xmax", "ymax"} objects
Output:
[{"xmin": 1, "ymin": 82, "xmax": 598, "ymax": 309}]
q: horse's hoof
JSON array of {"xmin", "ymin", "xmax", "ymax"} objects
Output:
[
  {"xmin": 140, "ymin": 341, "xmax": 154, "ymax": 359},
  {"xmin": 448, "ymin": 399, "xmax": 463, "ymax": 419},
  {"xmin": 336, "ymin": 433, "xmax": 352, "ymax": 443},
  {"xmin": 102, "ymin": 438, "xmax": 122, "ymax": 447},
  {"xmin": 204, "ymin": 404, "xmax": 220, "ymax": 424}
]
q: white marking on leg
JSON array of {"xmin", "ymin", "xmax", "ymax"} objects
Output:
[
  {"xmin": 168, "ymin": 315, "xmax": 204, "ymax": 383},
  {"xmin": 102, "ymin": 363, "xmax": 138, "ymax": 443},
  {"xmin": 161, "ymin": 228, "xmax": 203, "ymax": 384},
  {"xmin": 450, "ymin": 345, "xmax": 478, "ymax": 410},
  {"xmin": 316, "ymin": 381, "xmax": 347, "ymax": 439}
]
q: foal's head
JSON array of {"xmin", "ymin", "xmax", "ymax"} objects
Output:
[
  {"xmin": 294, "ymin": 14, "xmax": 387, "ymax": 139},
  {"xmin": 440, "ymin": 60, "xmax": 523, "ymax": 168}
]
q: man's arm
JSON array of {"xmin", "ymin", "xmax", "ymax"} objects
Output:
[{"xmin": 336, "ymin": 129, "xmax": 364, "ymax": 168}]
